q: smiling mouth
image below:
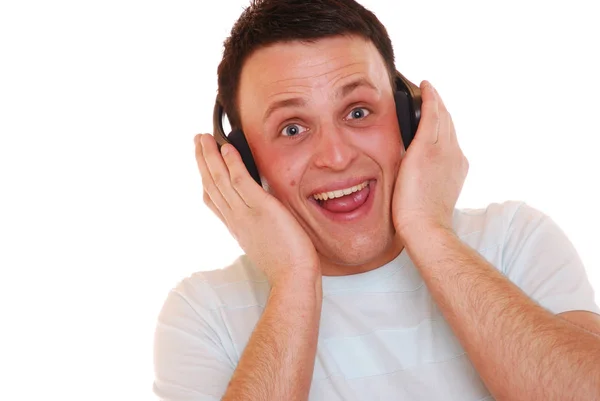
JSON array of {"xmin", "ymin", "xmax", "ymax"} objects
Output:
[
  {"xmin": 312, "ymin": 180, "xmax": 369, "ymax": 202},
  {"xmin": 312, "ymin": 180, "xmax": 372, "ymax": 214}
]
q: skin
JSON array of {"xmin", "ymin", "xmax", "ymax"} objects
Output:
[
  {"xmin": 195, "ymin": 34, "xmax": 600, "ymax": 400},
  {"xmin": 237, "ymin": 35, "xmax": 404, "ymax": 276}
]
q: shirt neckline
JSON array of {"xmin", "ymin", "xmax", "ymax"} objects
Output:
[{"xmin": 322, "ymin": 248, "xmax": 410, "ymax": 294}]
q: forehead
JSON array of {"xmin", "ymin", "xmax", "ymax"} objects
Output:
[{"xmin": 237, "ymin": 35, "xmax": 391, "ymax": 121}]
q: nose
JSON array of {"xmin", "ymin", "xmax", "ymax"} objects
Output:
[{"xmin": 312, "ymin": 123, "xmax": 358, "ymax": 171}]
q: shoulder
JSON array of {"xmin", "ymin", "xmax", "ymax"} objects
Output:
[
  {"xmin": 452, "ymin": 201, "xmax": 549, "ymax": 265},
  {"xmin": 156, "ymin": 254, "xmax": 270, "ymax": 357},
  {"xmin": 453, "ymin": 200, "xmax": 540, "ymax": 242},
  {"xmin": 153, "ymin": 256, "xmax": 267, "ymax": 398},
  {"xmin": 168, "ymin": 254, "xmax": 270, "ymax": 313}
]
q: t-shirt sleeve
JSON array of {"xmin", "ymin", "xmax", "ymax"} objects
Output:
[
  {"xmin": 153, "ymin": 278, "xmax": 234, "ymax": 401},
  {"xmin": 502, "ymin": 202, "xmax": 600, "ymax": 315}
]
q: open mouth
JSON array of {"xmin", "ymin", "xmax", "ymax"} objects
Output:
[{"xmin": 309, "ymin": 180, "xmax": 375, "ymax": 221}]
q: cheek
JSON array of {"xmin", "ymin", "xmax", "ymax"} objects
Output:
[
  {"xmin": 255, "ymin": 149, "xmax": 304, "ymax": 197},
  {"xmin": 379, "ymin": 119, "xmax": 403, "ymax": 171},
  {"xmin": 360, "ymin": 126, "xmax": 403, "ymax": 169}
]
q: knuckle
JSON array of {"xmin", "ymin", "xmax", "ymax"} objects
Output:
[
  {"xmin": 202, "ymin": 180, "xmax": 216, "ymax": 194},
  {"xmin": 246, "ymin": 206, "xmax": 263, "ymax": 219},
  {"xmin": 212, "ymin": 171, "xmax": 227, "ymax": 188},
  {"xmin": 230, "ymin": 172, "xmax": 244, "ymax": 187},
  {"xmin": 203, "ymin": 190, "xmax": 211, "ymax": 204}
]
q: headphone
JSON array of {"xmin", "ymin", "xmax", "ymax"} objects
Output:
[{"xmin": 212, "ymin": 71, "xmax": 422, "ymax": 186}]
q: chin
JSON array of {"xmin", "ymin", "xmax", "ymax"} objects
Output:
[{"xmin": 317, "ymin": 227, "xmax": 400, "ymax": 271}]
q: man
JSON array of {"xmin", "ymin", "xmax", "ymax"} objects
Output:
[{"xmin": 153, "ymin": 0, "xmax": 600, "ymax": 400}]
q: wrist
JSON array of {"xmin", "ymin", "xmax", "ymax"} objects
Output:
[
  {"xmin": 399, "ymin": 218, "xmax": 452, "ymax": 243},
  {"xmin": 271, "ymin": 271, "xmax": 323, "ymax": 301},
  {"xmin": 400, "ymin": 221, "xmax": 456, "ymax": 255}
]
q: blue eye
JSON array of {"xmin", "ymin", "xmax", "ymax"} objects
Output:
[
  {"xmin": 281, "ymin": 123, "xmax": 307, "ymax": 137},
  {"xmin": 346, "ymin": 107, "xmax": 370, "ymax": 120}
]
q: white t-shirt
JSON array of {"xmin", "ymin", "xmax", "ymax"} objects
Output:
[{"xmin": 153, "ymin": 201, "xmax": 600, "ymax": 401}]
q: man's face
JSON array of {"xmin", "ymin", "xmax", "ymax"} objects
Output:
[{"xmin": 238, "ymin": 35, "xmax": 404, "ymax": 275}]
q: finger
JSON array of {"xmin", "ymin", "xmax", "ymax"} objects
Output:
[
  {"xmin": 415, "ymin": 80, "xmax": 440, "ymax": 145},
  {"xmin": 201, "ymin": 134, "xmax": 253, "ymax": 212},
  {"xmin": 429, "ymin": 88, "xmax": 466, "ymax": 173},
  {"xmin": 220, "ymin": 143, "xmax": 269, "ymax": 209},
  {"xmin": 430, "ymin": 85, "xmax": 456, "ymax": 145},
  {"xmin": 194, "ymin": 134, "xmax": 232, "ymax": 215},
  {"xmin": 203, "ymin": 189, "xmax": 228, "ymax": 226},
  {"xmin": 446, "ymin": 111, "xmax": 459, "ymax": 147}
]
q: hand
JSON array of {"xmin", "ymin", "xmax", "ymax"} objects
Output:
[
  {"xmin": 392, "ymin": 81, "xmax": 469, "ymax": 241},
  {"xmin": 195, "ymin": 134, "xmax": 321, "ymax": 287}
]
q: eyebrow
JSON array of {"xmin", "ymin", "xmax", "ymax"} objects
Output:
[
  {"xmin": 263, "ymin": 97, "xmax": 308, "ymax": 123},
  {"xmin": 262, "ymin": 78, "xmax": 378, "ymax": 123},
  {"xmin": 336, "ymin": 77, "xmax": 378, "ymax": 99}
]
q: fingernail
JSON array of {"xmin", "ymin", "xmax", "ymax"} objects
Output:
[
  {"xmin": 221, "ymin": 144, "xmax": 230, "ymax": 156},
  {"xmin": 194, "ymin": 134, "xmax": 201, "ymax": 145}
]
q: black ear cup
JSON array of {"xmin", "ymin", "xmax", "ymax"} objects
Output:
[
  {"xmin": 227, "ymin": 128, "xmax": 261, "ymax": 185},
  {"xmin": 212, "ymin": 71, "xmax": 422, "ymax": 186},
  {"xmin": 393, "ymin": 71, "xmax": 422, "ymax": 150},
  {"xmin": 394, "ymin": 90, "xmax": 415, "ymax": 149},
  {"xmin": 212, "ymin": 101, "xmax": 263, "ymax": 185}
]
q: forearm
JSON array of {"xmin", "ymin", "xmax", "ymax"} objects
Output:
[
  {"xmin": 404, "ymin": 226, "xmax": 600, "ymax": 401},
  {"xmin": 222, "ymin": 275, "xmax": 323, "ymax": 401}
]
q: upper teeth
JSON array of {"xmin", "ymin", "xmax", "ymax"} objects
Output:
[{"xmin": 313, "ymin": 181, "xmax": 369, "ymax": 201}]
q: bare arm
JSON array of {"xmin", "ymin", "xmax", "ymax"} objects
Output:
[
  {"xmin": 390, "ymin": 81, "xmax": 600, "ymax": 399},
  {"xmin": 194, "ymin": 134, "xmax": 326, "ymax": 399},
  {"xmin": 404, "ymin": 225, "xmax": 600, "ymax": 401},
  {"xmin": 222, "ymin": 275, "xmax": 322, "ymax": 401}
]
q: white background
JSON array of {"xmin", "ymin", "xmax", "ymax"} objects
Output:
[{"xmin": 1, "ymin": 0, "xmax": 598, "ymax": 400}]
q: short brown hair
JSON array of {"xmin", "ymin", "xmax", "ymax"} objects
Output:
[{"xmin": 217, "ymin": 0, "xmax": 396, "ymax": 130}]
